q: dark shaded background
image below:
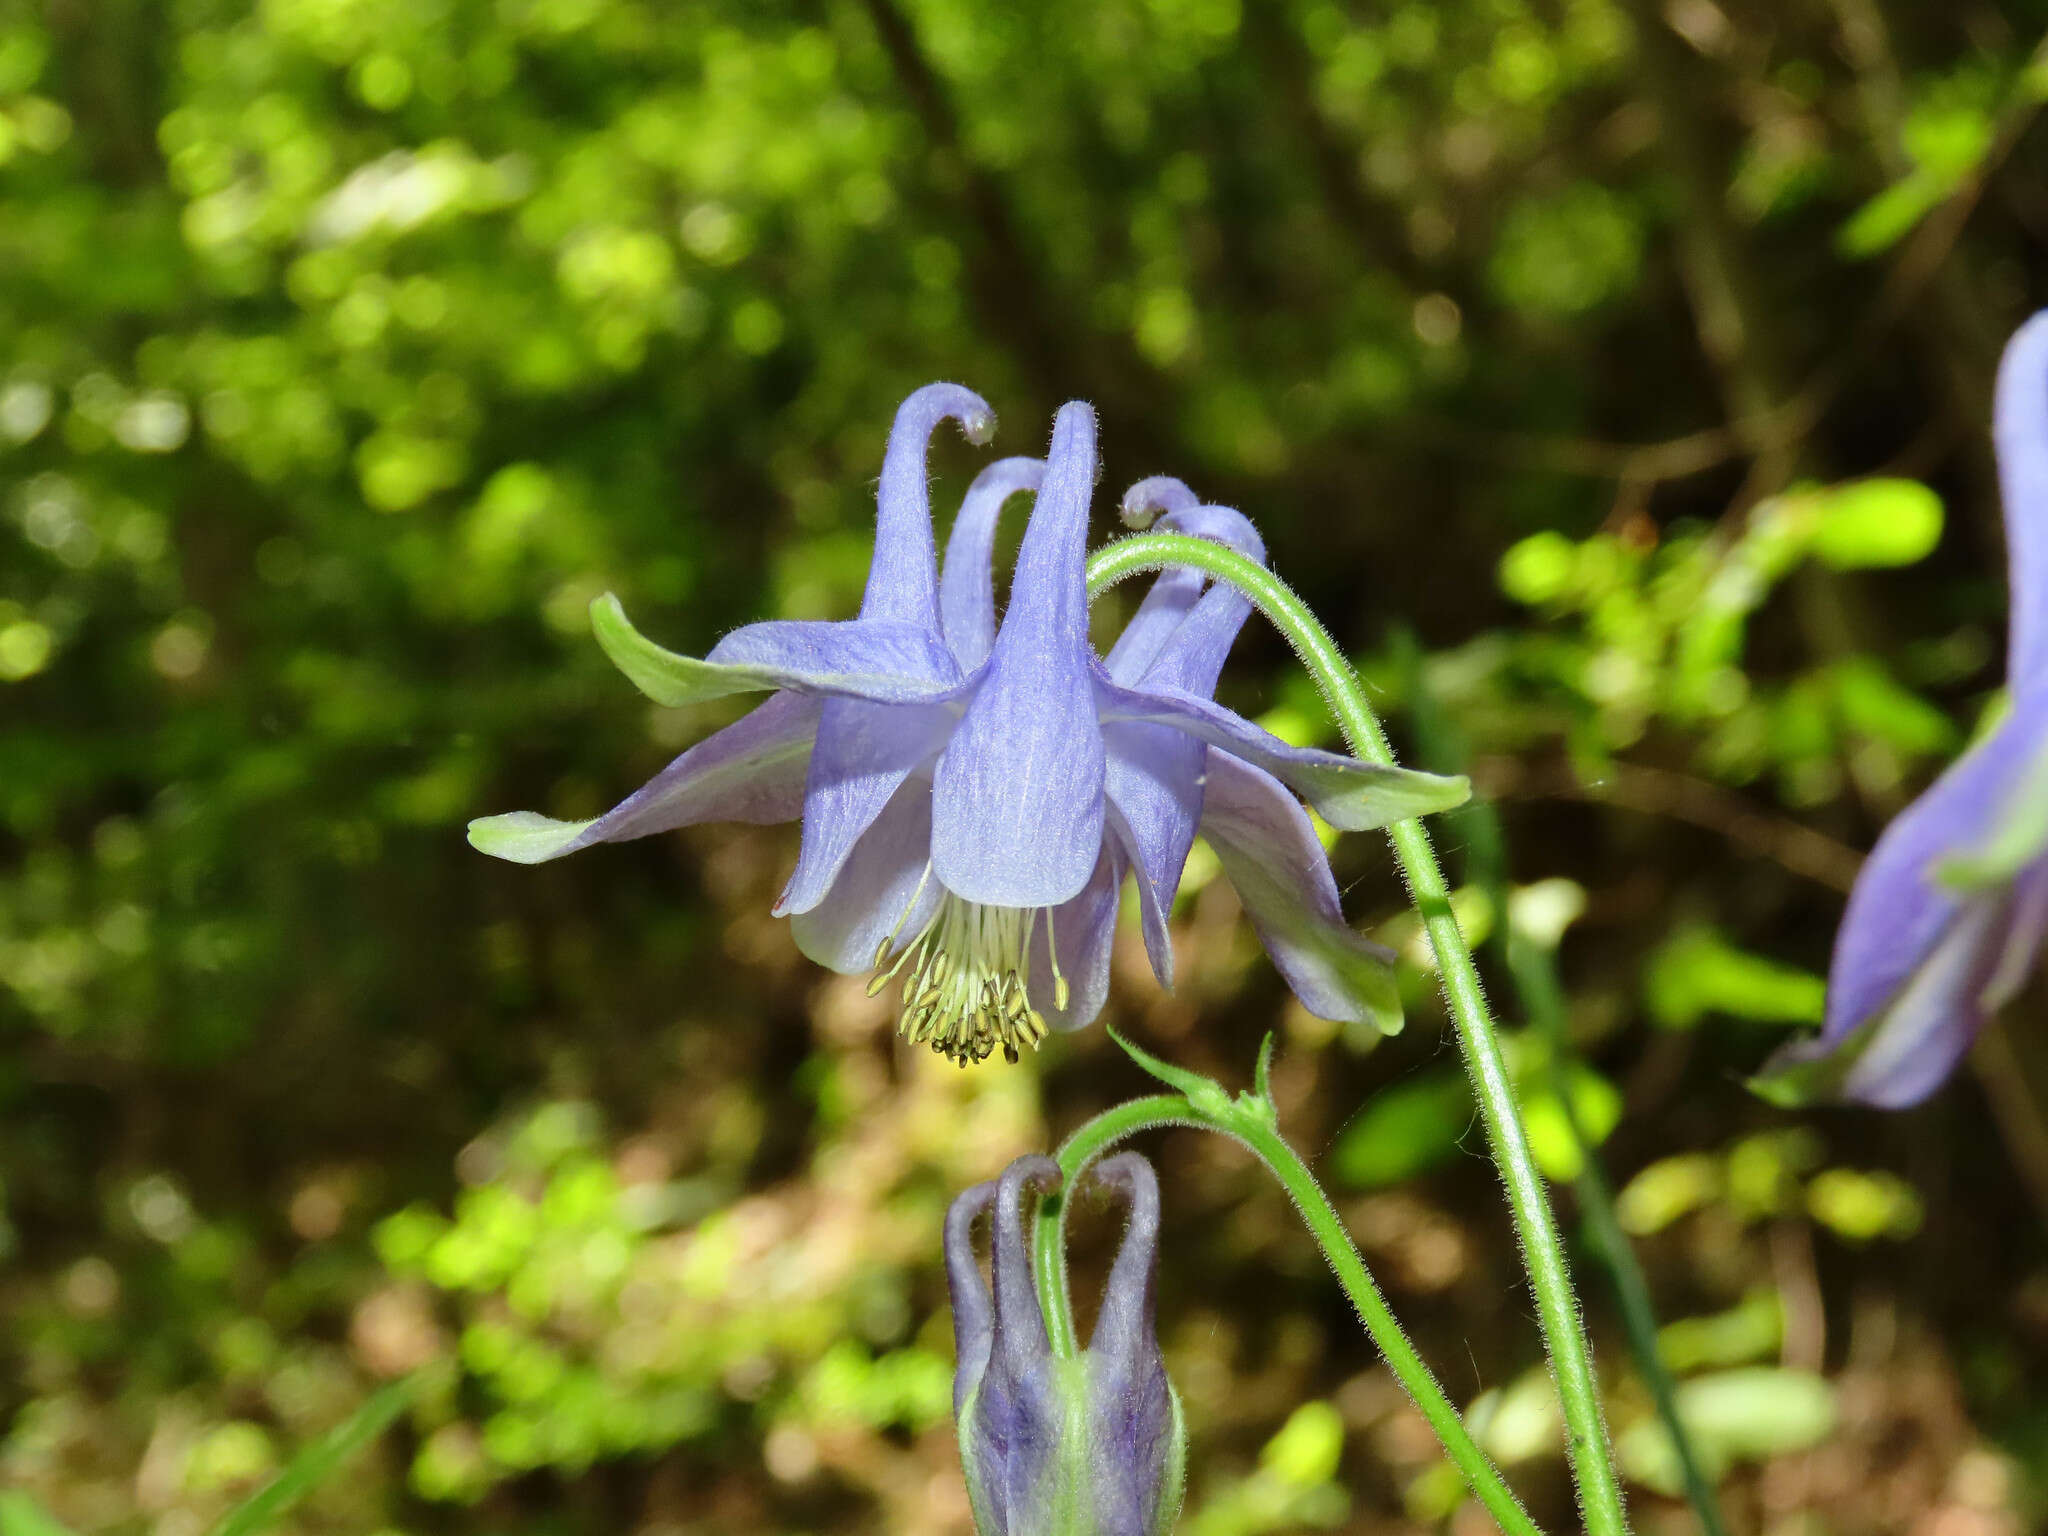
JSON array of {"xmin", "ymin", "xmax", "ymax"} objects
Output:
[{"xmin": 4, "ymin": 0, "xmax": 2048, "ymax": 1530}]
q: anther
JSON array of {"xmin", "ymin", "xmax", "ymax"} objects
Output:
[{"xmin": 865, "ymin": 893, "xmax": 1058, "ymax": 1068}]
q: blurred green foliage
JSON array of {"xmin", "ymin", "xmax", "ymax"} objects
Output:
[
  {"xmin": 1182, "ymin": 1402, "xmax": 1351, "ymax": 1536},
  {"xmin": 1644, "ymin": 926, "xmax": 1826, "ymax": 1031},
  {"xmin": 5, "ymin": 0, "xmax": 2048, "ymax": 1531},
  {"xmin": 1484, "ymin": 477, "xmax": 1961, "ymax": 797},
  {"xmin": 1616, "ymin": 1367, "xmax": 1837, "ymax": 1495}
]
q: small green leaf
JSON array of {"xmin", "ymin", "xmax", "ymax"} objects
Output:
[
  {"xmin": 1253, "ymin": 1032, "xmax": 1277, "ymax": 1113},
  {"xmin": 1618, "ymin": 1368, "xmax": 1836, "ymax": 1495},
  {"xmin": 1329, "ymin": 1067, "xmax": 1471, "ymax": 1187},
  {"xmin": 1107, "ymin": 1030, "xmax": 1233, "ymax": 1121},
  {"xmin": 1727, "ymin": 1129, "xmax": 1826, "ymax": 1216},
  {"xmin": 1902, "ymin": 98, "xmax": 1994, "ymax": 179},
  {"xmin": 1806, "ymin": 1168, "xmax": 1923, "ymax": 1242},
  {"xmin": 1519, "ymin": 1063, "xmax": 1622, "ymax": 1182},
  {"xmin": 1259, "ymin": 1401, "xmax": 1345, "ymax": 1487},
  {"xmin": 1836, "ymin": 173, "xmax": 1946, "ymax": 259},
  {"xmin": 1832, "ymin": 657, "xmax": 1957, "ymax": 755},
  {"xmin": 1499, "ymin": 531, "xmax": 1578, "ymax": 606},
  {"xmin": 466, "ymin": 811, "xmax": 596, "ymax": 864},
  {"xmin": 1645, "ymin": 927, "xmax": 1825, "ymax": 1031},
  {"xmin": 1657, "ymin": 1289, "xmax": 1783, "ymax": 1373},
  {"xmin": 1466, "ymin": 1369, "xmax": 1563, "ymax": 1464},
  {"xmin": 1615, "ymin": 1153, "xmax": 1721, "ymax": 1236},
  {"xmin": 1807, "ymin": 479, "xmax": 1943, "ymax": 568},
  {"xmin": 1506, "ymin": 877, "xmax": 1586, "ymax": 949}
]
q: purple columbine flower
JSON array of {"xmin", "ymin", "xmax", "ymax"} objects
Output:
[
  {"xmin": 469, "ymin": 385, "xmax": 1467, "ymax": 1064},
  {"xmin": 946, "ymin": 1153, "xmax": 1184, "ymax": 1536},
  {"xmin": 1762, "ymin": 314, "xmax": 2048, "ymax": 1106}
]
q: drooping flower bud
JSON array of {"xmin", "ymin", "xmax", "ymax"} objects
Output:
[{"xmin": 945, "ymin": 1152, "xmax": 1186, "ymax": 1536}]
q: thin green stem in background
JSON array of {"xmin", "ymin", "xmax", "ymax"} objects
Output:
[
  {"xmin": 1396, "ymin": 624, "xmax": 1728, "ymax": 1536},
  {"xmin": 1041, "ymin": 1092, "xmax": 1541, "ymax": 1536},
  {"xmin": 1086, "ymin": 533, "xmax": 1630, "ymax": 1536},
  {"xmin": 207, "ymin": 1374, "xmax": 420, "ymax": 1536},
  {"xmin": 1506, "ymin": 933, "xmax": 1728, "ymax": 1536}
]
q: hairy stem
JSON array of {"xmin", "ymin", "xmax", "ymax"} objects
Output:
[
  {"xmin": 1506, "ymin": 931, "xmax": 1729, "ymax": 1536},
  {"xmin": 1087, "ymin": 533, "xmax": 1630, "ymax": 1536},
  {"xmin": 1034, "ymin": 1095, "xmax": 1190, "ymax": 1356},
  {"xmin": 1041, "ymin": 1097, "xmax": 1542, "ymax": 1536},
  {"xmin": 1399, "ymin": 625, "xmax": 1728, "ymax": 1536}
]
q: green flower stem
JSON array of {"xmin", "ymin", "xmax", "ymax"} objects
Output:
[
  {"xmin": 1035, "ymin": 1093, "xmax": 1541, "ymax": 1536},
  {"xmin": 1398, "ymin": 626, "xmax": 1727, "ymax": 1536},
  {"xmin": 1034, "ymin": 1094, "xmax": 1191, "ymax": 1358},
  {"xmin": 1086, "ymin": 533, "xmax": 1630, "ymax": 1536},
  {"xmin": 1506, "ymin": 933, "xmax": 1729, "ymax": 1536}
]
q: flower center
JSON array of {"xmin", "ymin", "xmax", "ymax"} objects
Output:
[{"xmin": 868, "ymin": 891, "xmax": 1068, "ymax": 1066}]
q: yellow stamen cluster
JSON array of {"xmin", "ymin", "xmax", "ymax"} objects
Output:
[{"xmin": 869, "ymin": 893, "xmax": 1069, "ymax": 1066}]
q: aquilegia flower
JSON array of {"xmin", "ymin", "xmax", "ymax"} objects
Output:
[
  {"xmin": 946, "ymin": 1152, "xmax": 1184, "ymax": 1536},
  {"xmin": 1763, "ymin": 313, "xmax": 2048, "ymax": 1106},
  {"xmin": 469, "ymin": 384, "xmax": 1468, "ymax": 1064}
]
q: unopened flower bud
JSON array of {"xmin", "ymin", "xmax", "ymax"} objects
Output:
[{"xmin": 946, "ymin": 1152, "xmax": 1185, "ymax": 1536}]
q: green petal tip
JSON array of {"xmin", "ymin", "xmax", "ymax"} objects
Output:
[
  {"xmin": 589, "ymin": 592, "xmax": 750, "ymax": 707},
  {"xmin": 1325, "ymin": 766, "xmax": 1472, "ymax": 831},
  {"xmin": 467, "ymin": 811, "xmax": 597, "ymax": 864},
  {"xmin": 1423, "ymin": 771, "xmax": 1473, "ymax": 812}
]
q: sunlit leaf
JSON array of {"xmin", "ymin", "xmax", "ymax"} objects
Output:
[
  {"xmin": 1329, "ymin": 1067, "xmax": 1471, "ymax": 1187},
  {"xmin": 1836, "ymin": 173, "xmax": 1947, "ymax": 258},
  {"xmin": 1657, "ymin": 1289, "xmax": 1783, "ymax": 1373},
  {"xmin": 1466, "ymin": 1369, "xmax": 1563, "ymax": 1464},
  {"xmin": 1806, "ymin": 1168, "xmax": 1924, "ymax": 1242},
  {"xmin": 1807, "ymin": 479, "xmax": 1944, "ymax": 569},
  {"xmin": 1618, "ymin": 1369, "xmax": 1836, "ymax": 1495},
  {"xmin": 1645, "ymin": 927, "xmax": 1825, "ymax": 1031},
  {"xmin": 1519, "ymin": 1062, "xmax": 1622, "ymax": 1182},
  {"xmin": 1499, "ymin": 531, "xmax": 1578, "ymax": 606},
  {"xmin": 1488, "ymin": 184, "xmax": 1644, "ymax": 316},
  {"xmin": 1832, "ymin": 657, "xmax": 1958, "ymax": 756},
  {"xmin": 1259, "ymin": 1401, "xmax": 1345, "ymax": 1487},
  {"xmin": 1616, "ymin": 1153, "xmax": 1722, "ymax": 1235}
]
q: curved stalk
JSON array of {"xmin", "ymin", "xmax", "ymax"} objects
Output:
[
  {"xmin": 1039, "ymin": 1096, "xmax": 1542, "ymax": 1536},
  {"xmin": 1393, "ymin": 623, "xmax": 1725, "ymax": 1536},
  {"xmin": 1086, "ymin": 533, "xmax": 1629, "ymax": 1536},
  {"xmin": 1033, "ymin": 1095, "xmax": 1191, "ymax": 1356}
]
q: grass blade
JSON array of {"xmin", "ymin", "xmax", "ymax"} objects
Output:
[{"xmin": 206, "ymin": 1375, "xmax": 418, "ymax": 1536}]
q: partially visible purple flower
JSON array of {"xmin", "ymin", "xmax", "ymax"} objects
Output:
[
  {"xmin": 946, "ymin": 1153, "xmax": 1183, "ymax": 1536},
  {"xmin": 470, "ymin": 385, "xmax": 1467, "ymax": 1064},
  {"xmin": 1763, "ymin": 313, "xmax": 2048, "ymax": 1106}
]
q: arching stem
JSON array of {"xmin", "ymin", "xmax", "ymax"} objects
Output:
[
  {"xmin": 1037, "ymin": 1090, "xmax": 1541, "ymax": 1536},
  {"xmin": 1084, "ymin": 533, "xmax": 1629, "ymax": 1536}
]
